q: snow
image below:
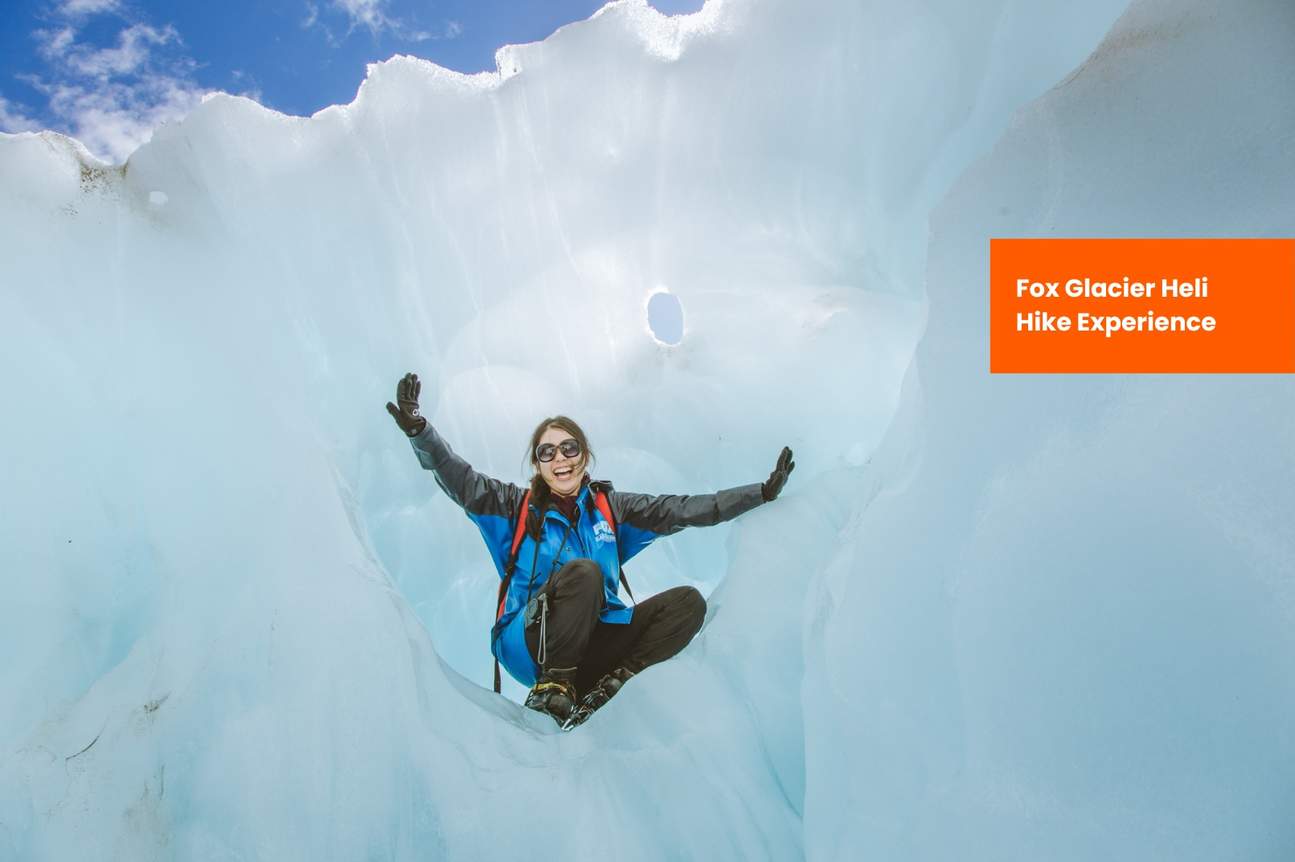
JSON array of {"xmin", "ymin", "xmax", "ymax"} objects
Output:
[{"xmin": 2, "ymin": 0, "xmax": 1292, "ymax": 858}]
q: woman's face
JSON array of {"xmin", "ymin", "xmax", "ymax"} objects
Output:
[{"xmin": 535, "ymin": 425, "xmax": 587, "ymax": 496}]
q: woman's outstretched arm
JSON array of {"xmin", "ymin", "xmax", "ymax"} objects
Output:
[
  {"xmin": 607, "ymin": 446, "xmax": 794, "ymax": 563},
  {"xmin": 386, "ymin": 372, "xmax": 523, "ymax": 519},
  {"xmin": 609, "ymin": 484, "xmax": 766, "ymax": 538},
  {"xmin": 408, "ymin": 423, "xmax": 525, "ymax": 518}
]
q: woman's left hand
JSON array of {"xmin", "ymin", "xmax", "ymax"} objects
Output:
[{"xmin": 762, "ymin": 447, "xmax": 795, "ymax": 502}]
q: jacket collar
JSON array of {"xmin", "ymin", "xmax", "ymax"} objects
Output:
[{"xmin": 543, "ymin": 475, "xmax": 592, "ymax": 522}]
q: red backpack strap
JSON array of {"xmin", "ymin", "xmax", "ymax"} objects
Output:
[
  {"xmin": 496, "ymin": 489, "xmax": 532, "ymax": 622},
  {"xmin": 592, "ymin": 488, "xmax": 615, "ymax": 532},
  {"xmin": 592, "ymin": 489, "xmax": 635, "ymax": 606},
  {"xmin": 509, "ymin": 490, "xmax": 533, "ymax": 565},
  {"xmin": 494, "ymin": 490, "xmax": 532, "ymax": 693}
]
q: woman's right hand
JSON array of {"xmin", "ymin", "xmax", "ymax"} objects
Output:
[{"xmin": 386, "ymin": 372, "xmax": 428, "ymax": 436}]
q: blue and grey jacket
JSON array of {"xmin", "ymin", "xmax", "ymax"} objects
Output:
[{"xmin": 408, "ymin": 423, "xmax": 767, "ymax": 687}]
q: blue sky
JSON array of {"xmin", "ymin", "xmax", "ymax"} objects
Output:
[{"xmin": 0, "ymin": 0, "xmax": 703, "ymax": 162}]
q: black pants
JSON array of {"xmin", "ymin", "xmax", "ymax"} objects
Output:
[{"xmin": 524, "ymin": 558, "xmax": 706, "ymax": 695}]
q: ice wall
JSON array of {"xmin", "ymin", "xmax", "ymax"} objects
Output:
[
  {"xmin": 802, "ymin": 1, "xmax": 1295, "ymax": 859},
  {"xmin": 3, "ymin": 0, "xmax": 1288, "ymax": 859}
]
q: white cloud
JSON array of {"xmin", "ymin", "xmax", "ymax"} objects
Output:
[
  {"xmin": 306, "ymin": 0, "xmax": 437, "ymax": 42},
  {"xmin": 444, "ymin": 20, "xmax": 463, "ymax": 39},
  {"xmin": 36, "ymin": 26, "xmax": 77, "ymax": 58},
  {"xmin": 0, "ymin": 96, "xmax": 43, "ymax": 133},
  {"xmin": 39, "ymin": 77, "xmax": 209, "ymax": 162},
  {"xmin": 57, "ymin": 0, "xmax": 120, "ymax": 16},
  {"xmin": 25, "ymin": 7, "xmax": 209, "ymax": 163},
  {"xmin": 56, "ymin": 23, "xmax": 181, "ymax": 78},
  {"xmin": 333, "ymin": 0, "xmax": 389, "ymax": 34}
]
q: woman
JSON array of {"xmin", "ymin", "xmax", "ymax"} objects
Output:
[{"xmin": 387, "ymin": 372, "xmax": 794, "ymax": 728}]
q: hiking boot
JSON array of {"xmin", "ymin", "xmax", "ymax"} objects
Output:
[
  {"xmin": 524, "ymin": 666, "xmax": 578, "ymax": 726},
  {"xmin": 562, "ymin": 667, "xmax": 635, "ymax": 730}
]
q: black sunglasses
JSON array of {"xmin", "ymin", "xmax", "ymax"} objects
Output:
[{"xmin": 536, "ymin": 438, "xmax": 582, "ymax": 463}]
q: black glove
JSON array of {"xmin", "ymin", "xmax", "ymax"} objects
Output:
[
  {"xmin": 761, "ymin": 446, "xmax": 795, "ymax": 502},
  {"xmin": 386, "ymin": 372, "xmax": 428, "ymax": 437}
]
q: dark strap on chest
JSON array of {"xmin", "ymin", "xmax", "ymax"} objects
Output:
[{"xmin": 492, "ymin": 486, "xmax": 632, "ymax": 693}]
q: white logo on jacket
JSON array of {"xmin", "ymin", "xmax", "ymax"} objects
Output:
[{"xmin": 593, "ymin": 521, "xmax": 616, "ymax": 544}]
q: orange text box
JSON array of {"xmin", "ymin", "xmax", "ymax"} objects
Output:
[{"xmin": 990, "ymin": 238, "xmax": 1295, "ymax": 373}]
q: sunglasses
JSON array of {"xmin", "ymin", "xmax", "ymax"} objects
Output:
[{"xmin": 536, "ymin": 438, "xmax": 582, "ymax": 463}]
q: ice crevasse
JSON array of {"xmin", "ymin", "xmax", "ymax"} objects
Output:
[{"xmin": 1, "ymin": 0, "xmax": 1293, "ymax": 859}]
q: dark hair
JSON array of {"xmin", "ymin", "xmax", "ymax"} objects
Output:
[{"xmin": 523, "ymin": 415, "xmax": 595, "ymax": 533}]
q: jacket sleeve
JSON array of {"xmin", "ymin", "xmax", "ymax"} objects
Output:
[
  {"xmin": 408, "ymin": 424, "xmax": 525, "ymax": 567},
  {"xmin": 608, "ymin": 482, "xmax": 766, "ymax": 565}
]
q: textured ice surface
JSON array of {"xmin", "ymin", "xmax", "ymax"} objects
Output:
[
  {"xmin": 802, "ymin": 2, "xmax": 1295, "ymax": 859},
  {"xmin": 1, "ymin": 0, "xmax": 1290, "ymax": 859}
]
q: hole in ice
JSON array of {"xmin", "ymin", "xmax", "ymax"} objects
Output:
[{"xmin": 647, "ymin": 291, "xmax": 683, "ymax": 345}]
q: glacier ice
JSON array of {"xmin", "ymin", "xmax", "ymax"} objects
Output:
[
  {"xmin": 1, "ymin": 0, "xmax": 1292, "ymax": 859},
  {"xmin": 802, "ymin": 3, "xmax": 1295, "ymax": 858}
]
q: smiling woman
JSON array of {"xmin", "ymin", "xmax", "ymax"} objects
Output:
[{"xmin": 385, "ymin": 371, "xmax": 795, "ymax": 729}]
